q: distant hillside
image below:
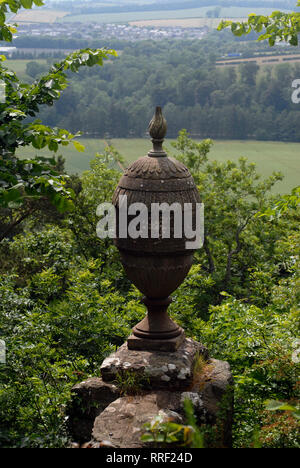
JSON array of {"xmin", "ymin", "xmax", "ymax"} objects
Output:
[{"xmin": 47, "ymin": 0, "xmax": 296, "ymax": 14}]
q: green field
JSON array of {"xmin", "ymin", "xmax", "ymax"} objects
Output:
[
  {"xmin": 58, "ymin": 6, "xmax": 290, "ymax": 24},
  {"xmin": 18, "ymin": 138, "xmax": 300, "ymax": 194},
  {"xmin": 4, "ymin": 59, "xmax": 48, "ymax": 80},
  {"xmin": 4, "ymin": 59, "xmax": 47, "ymax": 72}
]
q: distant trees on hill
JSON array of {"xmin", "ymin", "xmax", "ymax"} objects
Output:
[
  {"xmin": 206, "ymin": 7, "xmax": 222, "ymax": 18},
  {"xmin": 32, "ymin": 40, "xmax": 300, "ymax": 142}
]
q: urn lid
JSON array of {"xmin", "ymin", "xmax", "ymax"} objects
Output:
[
  {"xmin": 112, "ymin": 107, "xmax": 201, "ymax": 254},
  {"xmin": 123, "ymin": 155, "xmax": 191, "ymax": 181}
]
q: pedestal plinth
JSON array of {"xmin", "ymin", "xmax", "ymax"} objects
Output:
[{"xmin": 127, "ymin": 297, "xmax": 185, "ymax": 352}]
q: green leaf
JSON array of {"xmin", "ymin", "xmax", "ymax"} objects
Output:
[
  {"xmin": 4, "ymin": 188, "xmax": 22, "ymax": 203},
  {"xmin": 48, "ymin": 140, "xmax": 59, "ymax": 152},
  {"xmin": 220, "ymin": 291, "xmax": 232, "ymax": 297},
  {"xmin": 32, "ymin": 135, "xmax": 45, "ymax": 149},
  {"xmin": 289, "ymin": 35, "xmax": 298, "ymax": 46},
  {"xmin": 265, "ymin": 400, "xmax": 298, "ymax": 412},
  {"xmin": 73, "ymin": 140, "xmax": 85, "ymax": 152},
  {"xmin": 44, "ymin": 79, "xmax": 54, "ymax": 89},
  {"xmin": 141, "ymin": 434, "xmax": 155, "ymax": 443},
  {"xmin": 21, "ymin": 0, "xmax": 33, "ymax": 8}
]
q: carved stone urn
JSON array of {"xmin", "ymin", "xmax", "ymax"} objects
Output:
[{"xmin": 112, "ymin": 107, "xmax": 200, "ymax": 351}]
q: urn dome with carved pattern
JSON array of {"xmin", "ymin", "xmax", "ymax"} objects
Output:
[{"xmin": 112, "ymin": 107, "xmax": 201, "ymax": 351}]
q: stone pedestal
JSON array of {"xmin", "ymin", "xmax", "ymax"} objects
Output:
[
  {"xmin": 101, "ymin": 337, "xmax": 208, "ymax": 389},
  {"xmin": 68, "ymin": 338, "xmax": 233, "ymax": 448}
]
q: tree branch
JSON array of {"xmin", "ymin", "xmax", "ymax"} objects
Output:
[
  {"xmin": 0, "ymin": 208, "xmax": 35, "ymax": 242},
  {"xmin": 224, "ymin": 214, "xmax": 254, "ymax": 288},
  {"xmin": 203, "ymin": 234, "xmax": 215, "ymax": 274}
]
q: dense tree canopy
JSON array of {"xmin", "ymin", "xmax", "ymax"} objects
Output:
[{"xmin": 24, "ymin": 40, "xmax": 299, "ymax": 142}]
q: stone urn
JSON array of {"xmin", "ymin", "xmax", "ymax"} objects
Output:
[{"xmin": 112, "ymin": 107, "xmax": 201, "ymax": 351}]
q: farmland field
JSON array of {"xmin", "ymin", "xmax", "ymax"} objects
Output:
[
  {"xmin": 4, "ymin": 59, "xmax": 48, "ymax": 75},
  {"xmin": 57, "ymin": 6, "xmax": 290, "ymax": 24},
  {"xmin": 18, "ymin": 138, "xmax": 300, "ymax": 194},
  {"xmin": 129, "ymin": 17, "xmax": 246, "ymax": 28},
  {"xmin": 216, "ymin": 54, "xmax": 300, "ymax": 67},
  {"xmin": 10, "ymin": 9, "xmax": 69, "ymax": 23}
]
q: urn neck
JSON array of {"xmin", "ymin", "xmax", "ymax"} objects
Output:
[{"xmin": 148, "ymin": 139, "xmax": 167, "ymax": 158}]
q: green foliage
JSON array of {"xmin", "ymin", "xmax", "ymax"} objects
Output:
[
  {"xmin": 114, "ymin": 370, "xmax": 150, "ymax": 396},
  {"xmin": 170, "ymin": 131, "xmax": 285, "ymax": 316},
  {"xmin": 218, "ymin": 2, "xmax": 300, "ymax": 46},
  {"xmin": 0, "ymin": 49, "xmax": 117, "ymax": 210},
  {"xmin": 0, "ymin": 9, "xmax": 133, "ymax": 434},
  {"xmin": 0, "ymin": 225, "xmax": 76, "ymax": 280},
  {"xmin": 66, "ymin": 150, "xmax": 123, "ymax": 261},
  {"xmin": 171, "ymin": 129, "xmax": 213, "ymax": 180},
  {"xmin": 192, "ymin": 352, "xmax": 206, "ymax": 379},
  {"xmin": 195, "ymin": 247, "xmax": 300, "ymax": 448},
  {"xmin": 0, "ymin": 155, "xmax": 74, "ymax": 214},
  {"xmin": 258, "ymin": 409, "xmax": 300, "ymax": 448},
  {"xmin": 259, "ymin": 185, "xmax": 300, "ymax": 218},
  {"xmin": 0, "ymin": 226, "xmax": 143, "ymax": 446},
  {"xmin": 0, "ymin": 0, "xmax": 117, "ymax": 219},
  {"xmin": 0, "ymin": 274, "xmax": 78, "ymax": 447},
  {"xmin": 265, "ymin": 400, "xmax": 300, "ymax": 419},
  {"xmin": 142, "ymin": 399, "xmax": 204, "ymax": 448},
  {"xmin": 26, "ymin": 61, "xmax": 48, "ymax": 79},
  {"xmin": 29, "ymin": 268, "xmax": 63, "ymax": 302}
]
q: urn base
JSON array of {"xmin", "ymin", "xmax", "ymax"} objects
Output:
[
  {"xmin": 127, "ymin": 332, "xmax": 185, "ymax": 352},
  {"xmin": 127, "ymin": 297, "xmax": 185, "ymax": 352}
]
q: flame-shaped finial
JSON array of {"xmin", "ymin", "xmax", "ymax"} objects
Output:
[
  {"xmin": 148, "ymin": 107, "xmax": 167, "ymax": 157},
  {"xmin": 148, "ymin": 106, "xmax": 167, "ymax": 140}
]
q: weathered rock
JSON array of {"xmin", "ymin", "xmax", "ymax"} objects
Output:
[
  {"xmin": 196, "ymin": 359, "xmax": 233, "ymax": 414},
  {"xmin": 68, "ymin": 340, "xmax": 233, "ymax": 448},
  {"xmin": 92, "ymin": 393, "xmax": 184, "ymax": 448},
  {"xmin": 69, "ymin": 442, "xmax": 80, "ymax": 449},
  {"xmin": 92, "ymin": 358, "xmax": 233, "ymax": 448},
  {"xmin": 70, "ymin": 440, "xmax": 116, "ymax": 449},
  {"xmin": 100, "ymin": 337, "xmax": 209, "ymax": 391},
  {"xmin": 196, "ymin": 359, "xmax": 234, "ymax": 448},
  {"xmin": 67, "ymin": 377, "xmax": 121, "ymax": 442}
]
